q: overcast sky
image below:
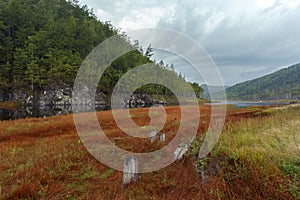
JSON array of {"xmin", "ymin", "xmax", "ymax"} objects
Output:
[{"xmin": 79, "ymin": 0, "xmax": 300, "ymax": 86}]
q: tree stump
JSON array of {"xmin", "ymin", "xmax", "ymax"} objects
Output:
[
  {"xmin": 123, "ymin": 155, "xmax": 139, "ymax": 185},
  {"xmin": 158, "ymin": 133, "xmax": 165, "ymax": 142},
  {"xmin": 150, "ymin": 130, "xmax": 157, "ymax": 143}
]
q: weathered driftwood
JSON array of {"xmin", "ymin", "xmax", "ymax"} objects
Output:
[
  {"xmin": 174, "ymin": 145, "xmax": 189, "ymax": 161},
  {"xmin": 158, "ymin": 133, "xmax": 165, "ymax": 142},
  {"xmin": 150, "ymin": 130, "xmax": 157, "ymax": 143},
  {"xmin": 123, "ymin": 155, "xmax": 139, "ymax": 185}
]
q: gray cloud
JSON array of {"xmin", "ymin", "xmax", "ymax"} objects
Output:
[{"xmin": 80, "ymin": 0, "xmax": 300, "ymax": 85}]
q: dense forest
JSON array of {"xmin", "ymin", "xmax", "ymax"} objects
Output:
[
  {"xmin": 225, "ymin": 63, "xmax": 300, "ymax": 100},
  {"xmin": 0, "ymin": 0, "xmax": 203, "ymax": 105}
]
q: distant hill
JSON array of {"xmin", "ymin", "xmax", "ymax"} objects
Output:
[
  {"xmin": 225, "ymin": 63, "xmax": 300, "ymax": 100},
  {"xmin": 201, "ymin": 84, "xmax": 229, "ymax": 100}
]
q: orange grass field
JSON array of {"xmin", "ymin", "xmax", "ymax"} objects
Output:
[{"xmin": 0, "ymin": 105, "xmax": 299, "ymax": 199}]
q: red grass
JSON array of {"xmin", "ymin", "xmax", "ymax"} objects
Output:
[{"xmin": 0, "ymin": 105, "xmax": 295, "ymax": 199}]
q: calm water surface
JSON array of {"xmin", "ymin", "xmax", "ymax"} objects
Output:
[
  {"xmin": 205, "ymin": 101, "xmax": 290, "ymax": 108},
  {"xmin": 0, "ymin": 101, "xmax": 290, "ymax": 121}
]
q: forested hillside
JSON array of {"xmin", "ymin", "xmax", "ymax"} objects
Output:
[
  {"xmin": 226, "ymin": 63, "xmax": 300, "ymax": 100},
  {"xmin": 201, "ymin": 84, "xmax": 229, "ymax": 100},
  {"xmin": 0, "ymin": 0, "xmax": 202, "ymax": 104},
  {"xmin": 0, "ymin": 0, "xmax": 113, "ymax": 96}
]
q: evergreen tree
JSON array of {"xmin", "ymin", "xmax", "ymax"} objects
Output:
[{"xmin": 0, "ymin": 0, "xmax": 203, "ymax": 102}]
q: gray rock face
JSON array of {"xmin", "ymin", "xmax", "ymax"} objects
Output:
[
  {"xmin": 26, "ymin": 88, "xmax": 72, "ymax": 108},
  {"xmin": 11, "ymin": 90, "xmax": 27, "ymax": 102},
  {"xmin": 124, "ymin": 94, "xmax": 167, "ymax": 108},
  {"xmin": 127, "ymin": 94, "xmax": 151, "ymax": 107},
  {"xmin": 25, "ymin": 87, "xmax": 107, "ymax": 109},
  {"xmin": 1, "ymin": 87, "xmax": 167, "ymax": 111}
]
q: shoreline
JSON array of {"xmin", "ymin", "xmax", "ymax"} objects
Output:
[{"xmin": 0, "ymin": 99, "xmax": 294, "ymax": 121}]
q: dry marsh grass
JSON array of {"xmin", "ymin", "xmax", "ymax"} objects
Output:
[{"xmin": 0, "ymin": 105, "xmax": 299, "ymax": 199}]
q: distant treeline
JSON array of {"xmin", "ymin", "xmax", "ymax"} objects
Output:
[
  {"xmin": 225, "ymin": 63, "xmax": 300, "ymax": 100},
  {"xmin": 0, "ymin": 0, "xmax": 203, "ymax": 102}
]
